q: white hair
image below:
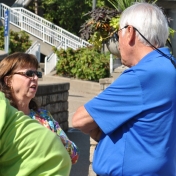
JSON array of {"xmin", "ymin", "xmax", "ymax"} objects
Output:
[{"xmin": 120, "ymin": 2, "xmax": 169, "ymax": 47}]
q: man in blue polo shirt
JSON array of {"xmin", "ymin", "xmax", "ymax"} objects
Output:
[{"xmin": 72, "ymin": 2, "xmax": 176, "ymax": 176}]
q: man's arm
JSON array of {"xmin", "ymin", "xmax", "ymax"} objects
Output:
[{"xmin": 72, "ymin": 105, "xmax": 102, "ymax": 141}]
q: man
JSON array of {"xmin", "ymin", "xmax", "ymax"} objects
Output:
[
  {"xmin": 0, "ymin": 92, "xmax": 71, "ymax": 176},
  {"xmin": 72, "ymin": 2, "xmax": 176, "ymax": 175}
]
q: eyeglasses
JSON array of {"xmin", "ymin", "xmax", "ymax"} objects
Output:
[
  {"xmin": 114, "ymin": 25, "xmax": 128, "ymax": 41},
  {"xmin": 118, "ymin": 25, "xmax": 129, "ymax": 33},
  {"xmin": 13, "ymin": 70, "xmax": 42, "ymax": 78}
]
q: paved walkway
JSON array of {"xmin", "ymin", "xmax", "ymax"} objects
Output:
[
  {"xmin": 40, "ymin": 75, "xmax": 100, "ymax": 176},
  {"xmin": 67, "ymin": 89, "xmax": 98, "ymax": 176}
]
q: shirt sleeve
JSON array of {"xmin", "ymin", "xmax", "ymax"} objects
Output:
[{"xmin": 85, "ymin": 69, "xmax": 143, "ymax": 135}]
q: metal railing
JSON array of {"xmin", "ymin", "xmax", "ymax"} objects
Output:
[
  {"xmin": 26, "ymin": 41, "xmax": 41, "ymax": 62},
  {"xmin": 0, "ymin": 3, "xmax": 90, "ymax": 51},
  {"xmin": 12, "ymin": 0, "xmax": 25, "ymax": 7},
  {"xmin": 12, "ymin": 0, "xmax": 32, "ymax": 7},
  {"xmin": 44, "ymin": 42, "xmax": 63, "ymax": 75}
]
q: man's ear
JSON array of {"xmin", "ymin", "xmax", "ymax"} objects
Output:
[{"xmin": 127, "ymin": 26, "xmax": 136, "ymax": 45}]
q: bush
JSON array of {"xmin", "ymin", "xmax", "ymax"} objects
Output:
[
  {"xmin": 0, "ymin": 26, "xmax": 32, "ymax": 54},
  {"xmin": 55, "ymin": 46, "xmax": 110, "ymax": 82}
]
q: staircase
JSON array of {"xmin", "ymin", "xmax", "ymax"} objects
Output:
[
  {"xmin": 0, "ymin": 2, "xmax": 90, "ymax": 75},
  {"xmin": 0, "ymin": 3, "xmax": 90, "ymax": 56}
]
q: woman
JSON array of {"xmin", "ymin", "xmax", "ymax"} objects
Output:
[
  {"xmin": 0, "ymin": 92, "xmax": 71, "ymax": 176},
  {"xmin": 0, "ymin": 52, "xmax": 79, "ymax": 164}
]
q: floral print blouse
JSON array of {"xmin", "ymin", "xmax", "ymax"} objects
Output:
[{"xmin": 29, "ymin": 108, "xmax": 79, "ymax": 164}]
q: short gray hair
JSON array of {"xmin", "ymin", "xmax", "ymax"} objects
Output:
[{"xmin": 120, "ymin": 2, "xmax": 169, "ymax": 47}]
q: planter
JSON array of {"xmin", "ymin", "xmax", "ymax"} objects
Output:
[{"xmin": 106, "ymin": 33, "xmax": 121, "ymax": 58}]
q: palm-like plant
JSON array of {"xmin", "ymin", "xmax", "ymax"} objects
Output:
[
  {"xmin": 108, "ymin": 0, "xmax": 157, "ymax": 11},
  {"xmin": 108, "ymin": 0, "xmax": 138, "ymax": 11}
]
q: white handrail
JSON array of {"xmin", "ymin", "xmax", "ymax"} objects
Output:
[
  {"xmin": 44, "ymin": 42, "xmax": 63, "ymax": 75},
  {"xmin": 26, "ymin": 41, "xmax": 41, "ymax": 62},
  {"xmin": 12, "ymin": 0, "xmax": 32, "ymax": 7},
  {"xmin": 0, "ymin": 3, "xmax": 90, "ymax": 51}
]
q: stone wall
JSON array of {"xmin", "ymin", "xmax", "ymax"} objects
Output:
[
  {"xmin": 99, "ymin": 78, "xmax": 114, "ymax": 91},
  {"xmin": 35, "ymin": 82, "xmax": 69, "ymax": 131},
  {"xmin": 99, "ymin": 65, "xmax": 128, "ymax": 91}
]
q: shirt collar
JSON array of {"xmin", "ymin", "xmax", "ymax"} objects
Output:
[{"xmin": 139, "ymin": 47, "xmax": 173, "ymax": 64}]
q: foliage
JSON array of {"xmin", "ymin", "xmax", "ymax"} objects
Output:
[
  {"xmin": 55, "ymin": 46, "xmax": 110, "ymax": 82},
  {"xmin": 109, "ymin": 16, "xmax": 121, "ymax": 30},
  {"xmin": 0, "ymin": 26, "xmax": 32, "ymax": 54},
  {"xmin": 79, "ymin": 7, "xmax": 121, "ymax": 50},
  {"xmin": 169, "ymin": 27, "xmax": 176, "ymax": 38},
  {"xmin": 108, "ymin": 0, "xmax": 158, "ymax": 11},
  {"xmin": 108, "ymin": 0, "xmax": 176, "ymax": 37},
  {"xmin": 42, "ymin": 0, "xmax": 91, "ymax": 35},
  {"xmin": 79, "ymin": 0, "xmax": 176, "ymax": 50},
  {"xmin": 108, "ymin": 0, "xmax": 140, "ymax": 11},
  {"xmin": 28, "ymin": 0, "xmax": 92, "ymax": 36},
  {"xmin": 28, "ymin": 0, "xmax": 120, "ymax": 36}
]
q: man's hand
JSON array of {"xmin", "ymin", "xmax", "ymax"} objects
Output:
[{"xmin": 89, "ymin": 127, "xmax": 102, "ymax": 142}]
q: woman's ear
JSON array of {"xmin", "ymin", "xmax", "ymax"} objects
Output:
[{"xmin": 4, "ymin": 76, "xmax": 11, "ymax": 87}]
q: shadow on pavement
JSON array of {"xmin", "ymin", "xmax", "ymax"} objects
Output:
[{"xmin": 66, "ymin": 128, "xmax": 90, "ymax": 176}]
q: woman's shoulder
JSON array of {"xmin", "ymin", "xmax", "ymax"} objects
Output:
[
  {"xmin": 37, "ymin": 108, "xmax": 50, "ymax": 114},
  {"xmin": 30, "ymin": 108, "xmax": 52, "ymax": 118}
]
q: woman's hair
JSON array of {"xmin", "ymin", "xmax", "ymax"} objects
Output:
[
  {"xmin": 0, "ymin": 52, "xmax": 39, "ymax": 111},
  {"xmin": 120, "ymin": 2, "xmax": 169, "ymax": 47}
]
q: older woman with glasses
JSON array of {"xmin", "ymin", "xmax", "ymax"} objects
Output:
[{"xmin": 0, "ymin": 52, "xmax": 79, "ymax": 165}]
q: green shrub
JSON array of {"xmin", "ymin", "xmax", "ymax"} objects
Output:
[
  {"xmin": 55, "ymin": 46, "xmax": 110, "ymax": 82},
  {"xmin": 0, "ymin": 26, "xmax": 32, "ymax": 54}
]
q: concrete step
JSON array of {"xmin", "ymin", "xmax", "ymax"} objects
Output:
[{"xmin": 111, "ymin": 65, "xmax": 128, "ymax": 80}]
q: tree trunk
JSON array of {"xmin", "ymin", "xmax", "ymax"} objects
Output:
[{"xmin": 34, "ymin": 0, "xmax": 38, "ymax": 15}]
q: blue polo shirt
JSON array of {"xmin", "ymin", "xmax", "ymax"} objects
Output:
[{"xmin": 85, "ymin": 48, "xmax": 176, "ymax": 176}]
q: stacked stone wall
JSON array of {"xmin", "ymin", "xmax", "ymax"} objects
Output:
[{"xmin": 36, "ymin": 82, "xmax": 69, "ymax": 131}]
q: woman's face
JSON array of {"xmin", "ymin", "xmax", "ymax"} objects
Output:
[{"xmin": 7, "ymin": 67, "xmax": 39, "ymax": 102}]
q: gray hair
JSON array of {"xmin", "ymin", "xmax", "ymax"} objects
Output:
[{"xmin": 120, "ymin": 2, "xmax": 169, "ymax": 47}]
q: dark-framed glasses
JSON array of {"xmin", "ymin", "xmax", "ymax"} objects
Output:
[
  {"xmin": 114, "ymin": 25, "xmax": 128, "ymax": 42},
  {"xmin": 13, "ymin": 70, "xmax": 42, "ymax": 78}
]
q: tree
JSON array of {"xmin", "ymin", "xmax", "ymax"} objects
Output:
[
  {"xmin": 28, "ymin": 0, "xmax": 113, "ymax": 36},
  {"xmin": 34, "ymin": 0, "xmax": 38, "ymax": 15}
]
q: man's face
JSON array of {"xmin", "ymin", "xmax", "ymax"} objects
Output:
[
  {"xmin": 118, "ymin": 27, "xmax": 129, "ymax": 66},
  {"xmin": 118, "ymin": 26, "xmax": 136, "ymax": 67}
]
